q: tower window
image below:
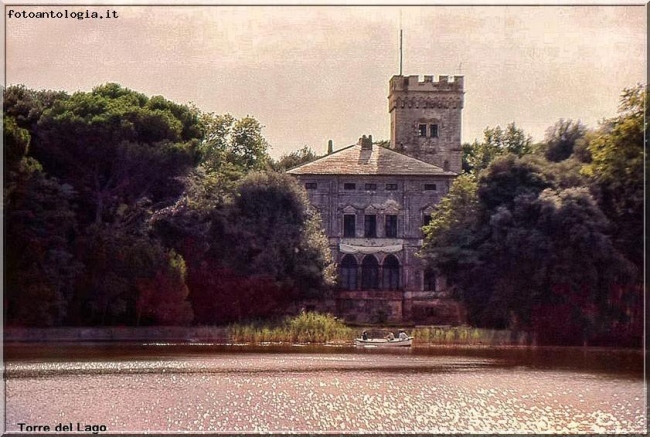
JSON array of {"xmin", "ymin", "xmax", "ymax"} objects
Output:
[
  {"xmin": 343, "ymin": 214, "xmax": 356, "ymax": 237},
  {"xmin": 344, "ymin": 183, "xmax": 356, "ymax": 190},
  {"xmin": 418, "ymin": 124, "xmax": 427, "ymax": 137},
  {"xmin": 385, "ymin": 215, "xmax": 398, "ymax": 238},
  {"xmin": 365, "ymin": 183, "xmax": 377, "ymax": 191},
  {"xmin": 364, "ymin": 215, "xmax": 377, "ymax": 238},
  {"xmin": 305, "ymin": 182, "xmax": 317, "ymax": 190},
  {"xmin": 385, "ymin": 183, "xmax": 398, "ymax": 191},
  {"xmin": 430, "ymin": 124, "xmax": 439, "ymax": 138},
  {"xmin": 424, "ymin": 184, "xmax": 437, "ymax": 191}
]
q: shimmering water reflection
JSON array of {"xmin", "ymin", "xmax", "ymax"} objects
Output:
[{"xmin": 5, "ymin": 344, "xmax": 646, "ymax": 434}]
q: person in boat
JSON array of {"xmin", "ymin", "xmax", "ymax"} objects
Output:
[
  {"xmin": 362, "ymin": 330, "xmax": 368, "ymax": 341},
  {"xmin": 385, "ymin": 331, "xmax": 395, "ymax": 341},
  {"xmin": 398, "ymin": 330, "xmax": 409, "ymax": 340}
]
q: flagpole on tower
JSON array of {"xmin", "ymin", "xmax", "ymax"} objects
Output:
[{"xmin": 399, "ymin": 10, "xmax": 403, "ymax": 76}]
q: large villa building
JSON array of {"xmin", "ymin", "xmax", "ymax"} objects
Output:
[{"xmin": 288, "ymin": 74, "xmax": 466, "ymax": 325}]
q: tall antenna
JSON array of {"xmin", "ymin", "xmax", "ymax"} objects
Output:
[{"xmin": 399, "ymin": 10, "xmax": 403, "ymax": 75}]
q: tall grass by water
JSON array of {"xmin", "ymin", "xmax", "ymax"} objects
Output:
[
  {"xmin": 229, "ymin": 312, "xmax": 533, "ymax": 346},
  {"xmin": 230, "ymin": 312, "xmax": 356, "ymax": 344},
  {"xmin": 413, "ymin": 326, "xmax": 533, "ymax": 346}
]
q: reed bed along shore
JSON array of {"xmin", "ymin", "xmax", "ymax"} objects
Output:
[
  {"xmin": 229, "ymin": 312, "xmax": 356, "ymax": 344},
  {"xmin": 412, "ymin": 325, "xmax": 533, "ymax": 346},
  {"xmin": 5, "ymin": 322, "xmax": 532, "ymax": 346},
  {"xmin": 229, "ymin": 312, "xmax": 533, "ymax": 346}
]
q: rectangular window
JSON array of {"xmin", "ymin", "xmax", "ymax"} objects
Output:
[
  {"xmin": 423, "ymin": 214, "xmax": 432, "ymax": 227},
  {"xmin": 418, "ymin": 124, "xmax": 427, "ymax": 137},
  {"xmin": 424, "ymin": 183, "xmax": 437, "ymax": 191},
  {"xmin": 385, "ymin": 183, "xmax": 398, "ymax": 191},
  {"xmin": 343, "ymin": 214, "xmax": 356, "ymax": 237},
  {"xmin": 305, "ymin": 182, "xmax": 317, "ymax": 190},
  {"xmin": 343, "ymin": 183, "xmax": 356, "ymax": 190},
  {"xmin": 430, "ymin": 124, "xmax": 439, "ymax": 138},
  {"xmin": 364, "ymin": 215, "xmax": 377, "ymax": 238},
  {"xmin": 364, "ymin": 183, "xmax": 377, "ymax": 191},
  {"xmin": 385, "ymin": 215, "xmax": 398, "ymax": 238}
]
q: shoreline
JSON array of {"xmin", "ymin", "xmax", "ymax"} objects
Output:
[
  {"xmin": 2, "ymin": 326, "xmax": 644, "ymax": 351},
  {"xmin": 3, "ymin": 326, "xmax": 230, "ymax": 343},
  {"xmin": 3, "ymin": 327, "xmax": 643, "ymax": 351}
]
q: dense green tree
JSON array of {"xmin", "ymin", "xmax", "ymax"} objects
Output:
[
  {"xmin": 542, "ymin": 119, "xmax": 588, "ymax": 162},
  {"xmin": 272, "ymin": 146, "xmax": 320, "ymax": 171},
  {"xmin": 136, "ymin": 250, "xmax": 193, "ymax": 326},
  {"xmin": 216, "ymin": 171, "xmax": 335, "ymax": 292},
  {"xmin": 4, "ymin": 116, "xmax": 31, "ymax": 174},
  {"xmin": 462, "ymin": 123, "xmax": 533, "ymax": 174},
  {"xmin": 422, "ymin": 151, "xmax": 637, "ymax": 344},
  {"xmin": 4, "ymin": 159, "xmax": 82, "ymax": 326},
  {"xmin": 296, "ymin": 211, "xmax": 337, "ymax": 298},
  {"xmin": 3, "ymin": 83, "xmax": 361, "ymax": 327},
  {"xmin": 198, "ymin": 113, "xmax": 270, "ymax": 184},
  {"xmin": 420, "ymin": 173, "xmax": 480, "ymax": 279},
  {"xmin": 148, "ymin": 170, "xmax": 226, "ymax": 259},
  {"xmin": 3, "ymin": 85, "xmax": 68, "ymax": 131},
  {"xmin": 477, "ymin": 154, "xmax": 552, "ymax": 212},
  {"xmin": 582, "ymin": 84, "xmax": 645, "ymax": 270},
  {"xmin": 4, "ymin": 111, "xmax": 82, "ymax": 327},
  {"xmin": 150, "ymin": 170, "xmax": 335, "ymax": 324},
  {"xmin": 71, "ymin": 227, "xmax": 193, "ymax": 326},
  {"xmin": 33, "ymin": 83, "xmax": 201, "ymax": 225},
  {"xmin": 484, "ymin": 187, "xmax": 632, "ymax": 341}
]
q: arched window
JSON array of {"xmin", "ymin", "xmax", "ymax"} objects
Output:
[
  {"xmin": 340, "ymin": 255, "xmax": 358, "ymax": 290},
  {"xmin": 424, "ymin": 268, "xmax": 436, "ymax": 291},
  {"xmin": 382, "ymin": 255, "xmax": 400, "ymax": 291},
  {"xmin": 361, "ymin": 256, "xmax": 379, "ymax": 290}
]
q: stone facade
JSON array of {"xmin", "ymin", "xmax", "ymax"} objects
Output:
[
  {"xmin": 389, "ymin": 75, "xmax": 464, "ymax": 174},
  {"xmin": 288, "ymin": 75, "xmax": 466, "ymax": 325}
]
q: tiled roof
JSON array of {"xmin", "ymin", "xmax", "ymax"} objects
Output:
[{"xmin": 286, "ymin": 144, "xmax": 457, "ymax": 176}]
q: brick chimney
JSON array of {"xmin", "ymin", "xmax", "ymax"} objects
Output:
[{"xmin": 358, "ymin": 135, "xmax": 373, "ymax": 150}]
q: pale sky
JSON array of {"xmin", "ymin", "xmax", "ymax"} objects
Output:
[{"xmin": 4, "ymin": 5, "xmax": 646, "ymax": 158}]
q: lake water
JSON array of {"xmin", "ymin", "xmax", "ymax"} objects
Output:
[{"xmin": 4, "ymin": 343, "xmax": 646, "ymax": 434}]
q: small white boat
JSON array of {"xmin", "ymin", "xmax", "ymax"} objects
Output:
[{"xmin": 354, "ymin": 337, "xmax": 413, "ymax": 348}]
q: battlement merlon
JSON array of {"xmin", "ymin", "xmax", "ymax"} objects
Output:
[{"xmin": 388, "ymin": 75, "xmax": 464, "ymax": 93}]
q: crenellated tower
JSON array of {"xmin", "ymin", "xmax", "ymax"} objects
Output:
[{"xmin": 388, "ymin": 75, "xmax": 464, "ymax": 173}]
